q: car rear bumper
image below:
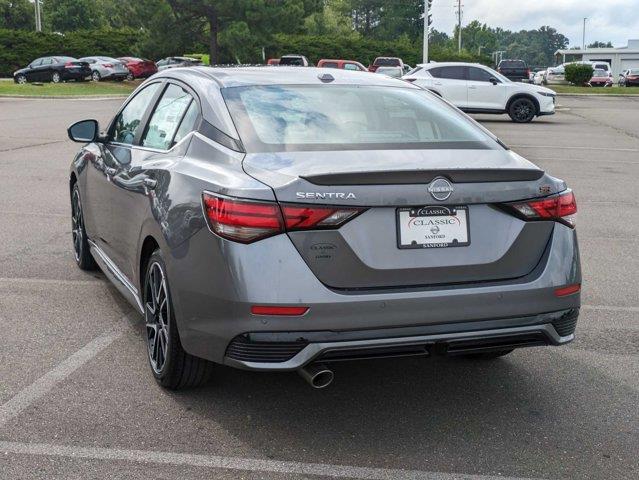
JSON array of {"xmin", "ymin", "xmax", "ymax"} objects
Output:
[
  {"xmin": 224, "ymin": 308, "xmax": 578, "ymax": 370},
  {"xmin": 169, "ymin": 223, "xmax": 581, "ymax": 366},
  {"xmin": 62, "ymin": 70, "xmax": 91, "ymax": 80}
]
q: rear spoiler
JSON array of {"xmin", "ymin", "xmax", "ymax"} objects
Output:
[{"xmin": 302, "ymin": 169, "xmax": 545, "ymax": 186}]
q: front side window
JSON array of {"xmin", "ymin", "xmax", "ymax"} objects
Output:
[
  {"xmin": 112, "ymin": 83, "xmax": 161, "ymax": 145},
  {"xmin": 222, "ymin": 85, "xmax": 498, "ymax": 152},
  {"xmin": 142, "ymin": 84, "xmax": 194, "ymax": 150},
  {"xmin": 468, "ymin": 67, "xmax": 496, "ymax": 82},
  {"xmin": 343, "ymin": 63, "xmax": 359, "ymax": 71}
]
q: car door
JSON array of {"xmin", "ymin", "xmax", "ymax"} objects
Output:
[
  {"xmin": 106, "ymin": 81, "xmax": 200, "ymax": 280},
  {"xmin": 83, "ymin": 82, "xmax": 163, "ymax": 264},
  {"xmin": 466, "ymin": 66, "xmax": 506, "ymax": 110},
  {"xmin": 24, "ymin": 58, "xmax": 43, "ymax": 81},
  {"xmin": 428, "ymin": 66, "xmax": 468, "ymax": 108}
]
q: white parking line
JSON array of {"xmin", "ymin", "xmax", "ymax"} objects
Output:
[
  {"xmin": 582, "ymin": 304, "xmax": 639, "ymax": 313},
  {"xmin": 0, "ymin": 331, "xmax": 122, "ymax": 428},
  {"xmin": 0, "ymin": 277, "xmax": 102, "ymax": 286},
  {"xmin": 0, "ymin": 440, "xmax": 544, "ymax": 480}
]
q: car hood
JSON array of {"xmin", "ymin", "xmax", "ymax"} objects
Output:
[{"xmin": 508, "ymin": 81, "xmax": 556, "ymax": 96}]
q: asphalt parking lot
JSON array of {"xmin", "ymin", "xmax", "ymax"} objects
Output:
[{"xmin": 1, "ymin": 95, "xmax": 638, "ymax": 480}]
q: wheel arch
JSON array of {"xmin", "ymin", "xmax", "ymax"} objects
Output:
[
  {"xmin": 139, "ymin": 235, "xmax": 160, "ymax": 294},
  {"xmin": 506, "ymin": 93, "xmax": 540, "ymax": 115}
]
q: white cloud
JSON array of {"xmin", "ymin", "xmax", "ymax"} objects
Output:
[{"xmin": 431, "ymin": 0, "xmax": 639, "ymax": 47}]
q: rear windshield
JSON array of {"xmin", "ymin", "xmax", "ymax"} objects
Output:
[
  {"xmin": 593, "ymin": 69, "xmax": 606, "ymax": 76},
  {"xmin": 279, "ymin": 57, "xmax": 305, "ymax": 66},
  {"xmin": 222, "ymin": 85, "xmax": 498, "ymax": 152},
  {"xmin": 374, "ymin": 58, "xmax": 400, "ymax": 66},
  {"xmin": 499, "ymin": 60, "xmax": 525, "ymax": 68}
]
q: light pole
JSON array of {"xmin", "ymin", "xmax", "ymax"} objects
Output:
[
  {"xmin": 582, "ymin": 17, "xmax": 587, "ymax": 50},
  {"xmin": 32, "ymin": 0, "xmax": 43, "ymax": 32},
  {"xmin": 422, "ymin": 0, "xmax": 432, "ymax": 63}
]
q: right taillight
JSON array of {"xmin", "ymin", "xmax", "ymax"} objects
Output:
[
  {"xmin": 502, "ymin": 190, "xmax": 577, "ymax": 227},
  {"xmin": 202, "ymin": 193, "xmax": 366, "ymax": 243}
]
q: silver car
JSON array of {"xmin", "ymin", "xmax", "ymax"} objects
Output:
[
  {"xmin": 67, "ymin": 67, "xmax": 581, "ymax": 390},
  {"xmin": 78, "ymin": 56, "xmax": 129, "ymax": 81}
]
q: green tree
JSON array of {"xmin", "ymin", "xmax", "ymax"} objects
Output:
[
  {"xmin": 587, "ymin": 41, "xmax": 613, "ymax": 48},
  {"xmin": 0, "ymin": 0, "xmax": 33, "ymax": 30},
  {"xmin": 165, "ymin": 0, "xmax": 321, "ymax": 64},
  {"xmin": 43, "ymin": 0, "xmax": 106, "ymax": 31}
]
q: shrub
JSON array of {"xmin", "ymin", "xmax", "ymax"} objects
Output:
[{"xmin": 564, "ymin": 63, "xmax": 594, "ymax": 86}]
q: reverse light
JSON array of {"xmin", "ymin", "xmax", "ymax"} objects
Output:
[
  {"xmin": 503, "ymin": 190, "xmax": 577, "ymax": 227},
  {"xmin": 202, "ymin": 192, "xmax": 366, "ymax": 243},
  {"xmin": 251, "ymin": 305, "xmax": 309, "ymax": 316}
]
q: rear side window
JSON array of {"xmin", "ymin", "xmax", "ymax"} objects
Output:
[
  {"xmin": 429, "ymin": 66, "xmax": 466, "ymax": 80},
  {"xmin": 343, "ymin": 63, "xmax": 360, "ymax": 71},
  {"xmin": 321, "ymin": 62, "xmax": 338, "ymax": 68},
  {"xmin": 142, "ymin": 84, "xmax": 194, "ymax": 150},
  {"xmin": 172, "ymin": 100, "xmax": 200, "ymax": 146},
  {"xmin": 112, "ymin": 83, "xmax": 161, "ymax": 145}
]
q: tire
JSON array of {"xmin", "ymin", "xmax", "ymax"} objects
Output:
[
  {"xmin": 143, "ymin": 250, "xmax": 213, "ymax": 389},
  {"xmin": 461, "ymin": 349, "xmax": 514, "ymax": 360},
  {"xmin": 91, "ymin": 71, "xmax": 101, "ymax": 82},
  {"xmin": 508, "ymin": 97, "xmax": 536, "ymax": 123},
  {"xmin": 16, "ymin": 74, "xmax": 27, "ymax": 84},
  {"xmin": 51, "ymin": 71, "xmax": 61, "ymax": 83},
  {"xmin": 126, "ymin": 72, "xmax": 134, "ymax": 81},
  {"xmin": 71, "ymin": 183, "xmax": 97, "ymax": 270}
]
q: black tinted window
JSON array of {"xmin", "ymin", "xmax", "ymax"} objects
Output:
[
  {"xmin": 375, "ymin": 58, "xmax": 400, "ymax": 67},
  {"xmin": 113, "ymin": 83, "xmax": 161, "ymax": 145},
  {"xmin": 280, "ymin": 57, "xmax": 304, "ymax": 66},
  {"xmin": 468, "ymin": 67, "xmax": 495, "ymax": 82},
  {"xmin": 499, "ymin": 60, "xmax": 526, "ymax": 68},
  {"xmin": 430, "ymin": 66, "xmax": 466, "ymax": 80},
  {"xmin": 322, "ymin": 62, "xmax": 338, "ymax": 68}
]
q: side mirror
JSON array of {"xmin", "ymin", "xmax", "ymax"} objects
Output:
[
  {"xmin": 489, "ymin": 77, "xmax": 498, "ymax": 85},
  {"xmin": 68, "ymin": 119, "xmax": 99, "ymax": 143}
]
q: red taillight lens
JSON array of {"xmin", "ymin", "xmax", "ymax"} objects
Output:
[
  {"xmin": 202, "ymin": 193, "xmax": 366, "ymax": 243},
  {"xmin": 251, "ymin": 305, "xmax": 309, "ymax": 316},
  {"xmin": 103, "ymin": 63, "xmax": 113, "ymax": 68},
  {"xmin": 202, "ymin": 193, "xmax": 284, "ymax": 243},
  {"xmin": 554, "ymin": 284, "xmax": 581, "ymax": 297},
  {"xmin": 504, "ymin": 190, "xmax": 577, "ymax": 227},
  {"xmin": 281, "ymin": 204, "xmax": 364, "ymax": 231},
  {"xmin": 64, "ymin": 62, "xmax": 75, "ymax": 68}
]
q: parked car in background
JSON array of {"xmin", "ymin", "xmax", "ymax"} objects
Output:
[
  {"xmin": 544, "ymin": 66, "xmax": 569, "ymax": 85},
  {"xmin": 497, "ymin": 59, "xmax": 530, "ymax": 82},
  {"xmin": 13, "ymin": 56, "xmax": 91, "ymax": 84},
  {"xmin": 619, "ymin": 68, "xmax": 639, "ymax": 87},
  {"xmin": 278, "ymin": 54, "xmax": 311, "ymax": 66},
  {"xmin": 156, "ymin": 57, "xmax": 203, "ymax": 71},
  {"xmin": 403, "ymin": 62, "xmax": 556, "ymax": 123},
  {"xmin": 118, "ymin": 57, "xmax": 158, "ymax": 80},
  {"xmin": 368, "ymin": 56, "xmax": 404, "ymax": 72},
  {"xmin": 267, "ymin": 58, "xmax": 280, "ymax": 65},
  {"xmin": 66, "ymin": 66, "xmax": 580, "ymax": 390},
  {"xmin": 532, "ymin": 69, "xmax": 546, "ymax": 85},
  {"xmin": 374, "ymin": 66, "xmax": 404, "ymax": 78},
  {"xmin": 78, "ymin": 56, "xmax": 129, "ymax": 82},
  {"xmin": 588, "ymin": 69, "xmax": 613, "ymax": 87},
  {"xmin": 317, "ymin": 59, "xmax": 367, "ymax": 71}
]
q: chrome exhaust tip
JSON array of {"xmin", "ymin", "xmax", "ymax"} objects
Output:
[{"xmin": 298, "ymin": 363, "xmax": 334, "ymax": 389}]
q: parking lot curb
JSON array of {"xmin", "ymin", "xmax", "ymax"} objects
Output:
[
  {"xmin": 556, "ymin": 93, "xmax": 639, "ymax": 98},
  {"xmin": 0, "ymin": 94, "xmax": 128, "ymax": 99}
]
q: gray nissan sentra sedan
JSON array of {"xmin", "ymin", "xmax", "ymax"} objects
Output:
[{"xmin": 67, "ymin": 66, "xmax": 581, "ymax": 389}]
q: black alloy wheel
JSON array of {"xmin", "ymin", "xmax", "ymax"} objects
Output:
[
  {"xmin": 71, "ymin": 183, "xmax": 96, "ymax": 270},
  {"xmin": 508, "ymin": 97, "xmax": 536, "ymax": 123}
]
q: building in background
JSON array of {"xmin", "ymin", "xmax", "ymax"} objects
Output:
[{"xmin": 555, "ymin": 39, "xmax": 639, "ymax": 77}]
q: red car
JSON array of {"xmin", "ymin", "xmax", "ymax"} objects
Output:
[
  {"xmin": 117, "ymin": 57, "xmax": 158, "ymax": 80},
  {"xmin": 588, "ymin": 69, "xmax": 613, "ymax": 87},
  {"xmin": 317, "ymin": 59, "xmax": 367, "ymax": 71},
  {"xmin": 368, "ymin": 56, "xmax": 404, "ymax": 73}
]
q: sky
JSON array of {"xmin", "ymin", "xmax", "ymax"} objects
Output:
[{"xmin": 430, "ymin": 0, "xmax": 639, "ymax": 48}]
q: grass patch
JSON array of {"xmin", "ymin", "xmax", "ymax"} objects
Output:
[
  {"xmin": 0, "ymin": 80, "xmax": 139, "ymax": 96},
  {"xmin": 551, "ymin": 85, "xmax": 639, "ymax": 95}
]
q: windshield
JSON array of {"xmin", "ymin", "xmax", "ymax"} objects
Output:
[
  {"xmin": 593, "ymin": 69, "xmax": 606, "ymax": 77},
  {"xmin": 630, "ymin": 69, "xmax": 639, "ymax": 75},
  {"xmin": 222, "ymin": 85, "xmax": 498, "ymax": 152},
  {"xmin": 375, "ymin": 58, "xmax": 400, "ymax": 66},
  {"xmin": 499, "ymin": 60, "xmax": 525, "ymax": 68}
]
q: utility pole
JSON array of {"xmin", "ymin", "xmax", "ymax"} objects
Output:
[
  {"xmin": 582, "ymin": 17, "xmax": 587, "ymax": 50},
  {"xmin": 455, "ymin": 0, "xmax": 462, "ymax": 52},
  {"xmin": 422, "ymin": 0, "xmax": 433, "ymax": 63},
  {"xmin": 33, "ymin": 0, "xmax": 42, "ymax": 32}
]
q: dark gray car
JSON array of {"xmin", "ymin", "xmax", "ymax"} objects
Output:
[{"xmin": 67, "ymin": 67, "xmax": 581, "ymax": 390}]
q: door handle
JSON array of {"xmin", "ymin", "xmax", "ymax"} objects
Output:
[
  {"xmin": 143, "ymin": 177, "xmax": 157, "ymax": 190},
  {"xmin": 104, "ymin": 166, "xmax": 117, "ymax": 176}
]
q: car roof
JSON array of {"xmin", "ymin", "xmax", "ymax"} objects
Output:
[
  {"xmin": 417, "ymin": 62, "xmax": 487, "ymax": 69},
  {"xmin": 154, "ymin": 66, "xmax": 415, "ymax": 88}
]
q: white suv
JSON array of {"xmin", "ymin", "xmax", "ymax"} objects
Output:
[{"xmin": 403, "ymin": 62, "xmax": 556, "ymax": 123}]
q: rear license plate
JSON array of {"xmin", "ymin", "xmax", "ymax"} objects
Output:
[{"xmin": 397, "ymin": 206, "xmax": 470, "ymax": 249}]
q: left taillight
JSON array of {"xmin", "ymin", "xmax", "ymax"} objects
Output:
[
  {"xmin": 502, "ymin": 190, "xmax": 577, "ymax": 227},
  {"xmin": 64, "ymin": 62, "xmax": 75, "ymax": 68},
  {"xmin": 202, "ymin": 193, "xmax": 366, "ymax": 243}
]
